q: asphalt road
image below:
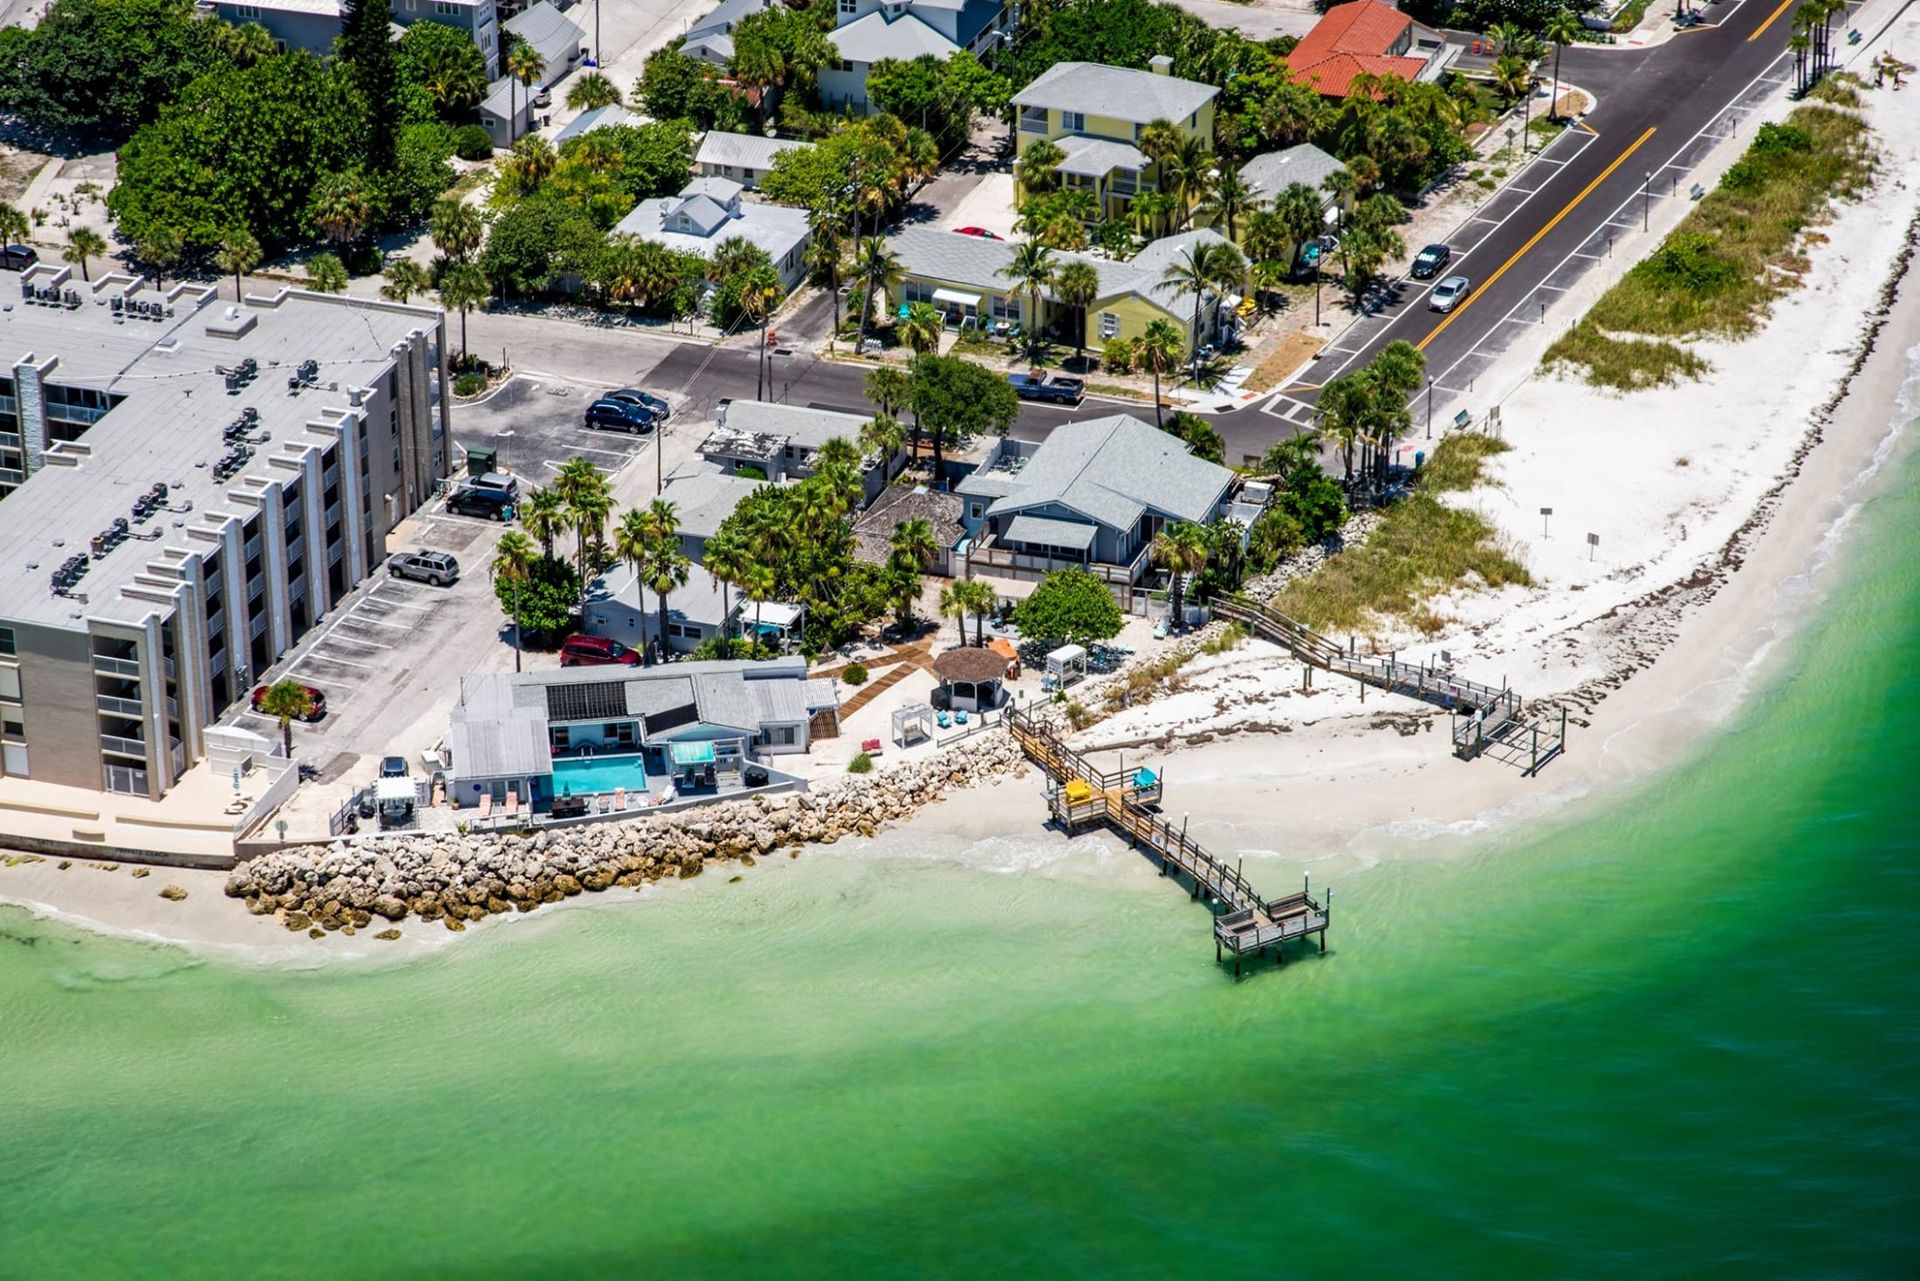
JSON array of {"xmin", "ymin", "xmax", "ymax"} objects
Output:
[
  {"xmin": 636, "ymin": 1, "xmax": 1817, "ymax": 467},
  {"xmin": 1270, "ymin": 0, "xmax": 1816, "ymax": 425}
]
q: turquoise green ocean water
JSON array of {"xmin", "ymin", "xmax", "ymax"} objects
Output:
[{"xmin": 4, "ymin": 420, "xmax": 1919, "ymax": 1276}]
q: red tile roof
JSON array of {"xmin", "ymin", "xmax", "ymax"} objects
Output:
[{"xmin": 1286, "ymin": 0, "xmax": 1431, "ymax": 98}]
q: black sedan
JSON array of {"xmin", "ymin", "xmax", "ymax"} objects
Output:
[
  {"xmin": 584, "ymin": 397, "xmax": 655, "ymax": 434},
  {"xmin": 1411, "ymin": 244, "xmax": 1452, "ymax": 280},
  {"xmin": 607, "ymin": 388, "xmax": 671, "ymax": 419}
]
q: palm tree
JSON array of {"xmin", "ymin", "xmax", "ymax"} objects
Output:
[
  {"xmin": 380, "ymin": 258, "xmax": 430, "ymax": 302},
  {"xmin": 805, "ymin": 213, "xmax": 844, "ymax": 330},
  {"xmin": 865, "ymin": 365, "xmax": 910, "ymax": 418},
  {"xmin": 1158, "ymin": 239, "xmax": 1245, "ymax": 375},
  {"xmin": 701, "ymin": 526, "xmax": 751, "ymax": 656},
  {"xmin": 958, "ymin": 578, "xmax": 996, "ymax": 647},
  {"xmin": 1138, "ymin": 318, "xmax": 1183, "ymax": 429},
  {"xmin": 419, "ymin": 39, "xmax": 485, "ymax": 115},
  {"xmin": 305, "ymin": 252, "xmax": 348, "ymax": 294},
  {"xmin": 502, "ymin": 135, "xmax": 556, "ymax": 195},
  {"xmin": 522, "ymin": 486, "xmax": 567, "ymax": 561},
  {"xmin": 0, "ymin": 203, "xmax": 29, "ymax": 258},
  {"xmin": 646, "ymin": 534, "xmax": 691, "ymax": 658},
  {"xmin": 860, "ymin": 412, "xmax": 905, "ymax": 482},
  {"xmin": 565, "ymin": 71, "xmax": 621, "ymax": 111},
  {"xmin": 1150, "ymin": 522, "xmax": 1209, "ymax": 632},
  {"xmin": 309, "ymin": 170, "xmax": 372, "ymax": 250},
  {"xmin": 505, "ymin": 38, "xmax": 547, "ymax": 145},
  {"xmin": 554, "ymin": 458, "xmax": 609, "ymax": 604},
  {"xmin": 430, "ymin": 197, "xmax": 486, "ymax": 265},
  {"xmin": 1016, "ymin": 138, "xmax": 1066, "ymax": 198},
  {"xmin": 1273, "ymin": 181, "xmax": 1325, "ymax": 266},
  {"xmin": 135, "ymin": 225, "xmax": 183, "ymax": 286},
  {"xmin": 610, "ymin": 507, "xmax": 655, "ymax": 658},
  {"xmin": 1542, "ymin": 7, "xmax": 1583, "ymax": 120},
  {"xmin": 852, "ymin": 237, "xmax": 901, "ymax": 350},
  {"xmin": 1197, "ymin": 166, "xmax": 1261, "ymax": 242},
  {"xmin": 999, "ymin": 238, "xmax": 1056, "ymax": 364},
  {"xmin": 437, "ymin": 263, "xmax": 487, "ymax": 361},
  {"xmin": 899, "ymin": 302, "xmax": 944, "ymax": 356},
  {"xmin": 63, "ymin": 227, "xmax": 106, "ymax": 281},
  {"xmin": 1137, "ymin": 118, "xmax": 1181, "ymax": 175},
  {"xmin": 491, "ymin": 529, "xmax": 535, "ymax": 666},
  {"xmin": 219, "ymin": 20, "xmax": 277, "ymax": 66},
  {"xmin": 215, "ymin": 229, "xmax": 261, "ymax": 302},
  {"xmin": 1052, "ymin": 260, "xmax": 1100, "ymax": 369},
  {"xmin": 937, "ymin": 580, "xmax": 970, "ymax": 648},
  {"xmin": 740, "ymin": 559, "xmax": 776, "ymax": 654},
  {"xmin": 890, "ymin": 515, "xmax": 939, "ymax": 585},
  {"xmin": 1162, "ymin": 135, "xmax": 1214, "ymax": 228},
  {"xmin": 1321, "ymin": 168, "xmax": 1356, "ymax": 217},
  {"xmin": 256, "ymin": 678, "xmax": 316, "ymax": 760}
]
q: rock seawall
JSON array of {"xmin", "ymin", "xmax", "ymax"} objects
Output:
[{"xmin": 226, "ymin": 728, "xmax": 1035, "ymax": 935}]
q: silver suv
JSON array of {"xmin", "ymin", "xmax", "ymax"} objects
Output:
[{"xmin": 388, "ymin": 550, "xmax": 459, "ymax": 586}]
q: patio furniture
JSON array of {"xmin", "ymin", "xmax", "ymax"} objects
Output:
[
  {"xmin": 614, "ymin": 787, "xmax": 627, "ymax": 811},
  {"xmin": 477, "ymin": 793, "xmax": 492, "ymax": 821},
  {"xmin": 954, "ymin": 709, "xmax": 968, "ymax": 725},
  {"xmin": 503, "ymin": 791, "xmax": 519, "ymax": 822},
  {"xmin": 937, "ymin": 711, "xmax": 952, "ymax": 729}
]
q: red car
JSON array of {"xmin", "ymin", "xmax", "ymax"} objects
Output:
[
  {"xmin": 954, "ymin": 226, "xmax": 1002, "ymax": 240},
  {"xmin": 559, "ymin": 635, "xmax": 642, "ymax": 668},
  {"xmin": 251, "ymin": 683, "xmax": 327, "ymax": 721}
]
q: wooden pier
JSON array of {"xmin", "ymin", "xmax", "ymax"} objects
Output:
[
  {"xmin": 1006, "ymin": 706, "xmax": 1329, "ymax": 978},
  {"xmin": 1213, "ymin": 595, "xmax": 1567, "ymax": 776}
]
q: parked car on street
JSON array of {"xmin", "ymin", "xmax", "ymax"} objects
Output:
[
  {"xmin": 388, "ymin": 550, "xmax": 460, "ymax": 586},
  {"xmin": 559, "ymin": 635, "xmax": 642, "ymax": 667},
  {"xmin": 1427, "ymin": 275, "xmax": 1473, "ymax": 313},
  {"xmin": 1411, "ymin": 244, "xmax": 1452, "ymax": 280},
  {"xmin": 1006, "ymin": 372, "xmax": 1086, "ymax": 405},
  {"xmin": 607, "ymin": 388, "xmax": 671, "ymax": 419},
  {"xmin": 954, "ymin": 226, "xmax": 1002, "ymax": 239},
  {"xmin": 1, "ymin": 244, "xmax": 38, "ymax": 272},
  {"xmin": 585, "ymin": 397, "xmax": 654, "ymax": 434},
  {"xmin": 251, "ymin": 682, "xmax": 327, "ymax": 721}
]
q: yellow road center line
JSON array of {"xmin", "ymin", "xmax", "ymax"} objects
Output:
[
  {"xmin": 1750, "ymin": 0, "xmax": 1795, "ymax": 41},
  {"xmin": 1416, "ymin": 125, "xmax": 1659, "ymax": 352}
]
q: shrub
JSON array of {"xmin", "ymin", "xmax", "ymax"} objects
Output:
[
  {"xmin": 847, "ymin": 752, "xmax": 873, "ymax": 774},
  {"xmin": 842, "ymin": 662, "xmax": 868, "ymax": 685},
  {"xmin": 1419, "ymin": 431, "xmax": 1512, "ymax": 493},
  {"xmin": 453, "ymin": 124, "xmax": 495, "ymax": 161},
  {"xmin": 1013, "ymin": 567, "xmax": 1123, "ymax": 647},
  {"xmin": 453, "ymin": 371, "xmax": 485, "ymax": 397}
]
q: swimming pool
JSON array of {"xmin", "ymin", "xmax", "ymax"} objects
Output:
[{"xmin": 550, "ymin": 753, "xmax": 652, "ymax": 796}]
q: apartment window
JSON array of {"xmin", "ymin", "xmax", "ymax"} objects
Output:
[
  {"xmin": 770, "ymin": 725, "xmax": 797, "ymax": 746},
  {"xmin": 1062, "ymin": 111, "xmax": 1085, "ymax": 132},
  {"xmin": 2, "ymin": 715, "xmax": 22, "ymax": 738},
  {"xmin": 0, "ymin": 666, "xmax": 20, "ymax": 703},
  {"xmin": 0, "ymin": 626, "xmax": 13, "ymax": 656},
  {"xmin": 839, "ymin": 0, "xmax": 856, "ymax": 11},
  {"xmin": 434, "ymin": 0, "xmax": 461, "ymax": 14},
  {"xmin": 231, "ymin": 2, "xmax": 263, "ymax": 16},
  {"xmin": 2, "ymin": 744, "xmax": 25, "ymax": 776},
  {"xmin": 969, "ymin": 502, "xmax": 984, "ymax": 520},
  {"xmin": 1098, "ymin": 311, "xmax": 1121, "ymax": 339}
]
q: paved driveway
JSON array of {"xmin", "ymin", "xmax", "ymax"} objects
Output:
[{"xmin": 453, "ymin": 370, "xmax": 669, "ymax": 492}]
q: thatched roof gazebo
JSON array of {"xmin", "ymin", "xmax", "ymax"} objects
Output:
[{"xmin": 933, "ymin": 646, "xmax": 1010, "ymax": 713}]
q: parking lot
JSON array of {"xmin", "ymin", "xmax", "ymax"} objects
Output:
[{"xmin": 452, "ymin": 370, "xmax": 666, "ymax": 492}]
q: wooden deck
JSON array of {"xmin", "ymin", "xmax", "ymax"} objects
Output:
[
  {"xmin": 1008, "ymin": 706, "xmax": 1329, "ymax": 977},
  {"xmin": 1214, "ymin": 595, "xmax": 1567, "ymax": 776}
]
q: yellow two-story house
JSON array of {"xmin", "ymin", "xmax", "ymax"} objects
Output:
[{"xmin": 1011, "ymin": 57, "xmax": 1219, "ymax": 224}]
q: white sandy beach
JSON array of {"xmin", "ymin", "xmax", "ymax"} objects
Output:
[{"xmin": 6, "ymin": 11, "xmax": 1920, "ymax": 952}]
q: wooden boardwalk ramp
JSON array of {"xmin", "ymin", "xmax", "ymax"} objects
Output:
[
  {"xmin": 1007, "ymin": 706, "xmax": 1329, "ymax": 978},
  {"xmin": 1214, "ymin": 595, "xmax": 1567, "ymax": 776}
]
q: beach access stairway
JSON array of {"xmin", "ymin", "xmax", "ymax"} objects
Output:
[
  {"xmin": 1005, "ymin": 705, "xmax": 1329, "ymax": 976},
  {"xmin": 1213, "ymin": 595, "xmax": 1567, "ymax": 776}
]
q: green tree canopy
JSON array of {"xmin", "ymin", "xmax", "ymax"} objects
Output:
[
  {"xmin": 1013, "ymin": 568, "xmax": 1124, "ymax": 647},
  {"xmin": 0, "ymin": 0, "xmax": 225, "ymax": 136},
  {"xmin": 637, "ymin": 42, "xmax": 748, "ymax": 132},
  {"xmin": 493, "ymin": 553, "xmax": 580, "ymax": 641},
  {"xmin": 866, "ymin": 51, "xmax": 1010, "ymax": 152},
  {"xmin": 340, "ymin": 0, "xmax": 399, "ymax": 170},
  {"xmin": 906, "ymin": 354, "xmax": 1019, "ymax": 477},
  {"xmin": 395, "ymin": 19, "xmax": 488, "ymax": 120},
  {"xmin": 108, "ymin": 51, "xmax": 363, "ymax": 252},
  {"xmin": 478, "ymin": 197, "xmax": 604, "ymax": 296}
]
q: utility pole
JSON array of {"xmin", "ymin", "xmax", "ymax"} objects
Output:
[{"xmin": 1643, "ymin": 169, "xmax": 1652, "ymax": 231}]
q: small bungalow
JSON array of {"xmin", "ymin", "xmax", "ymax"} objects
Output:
[
  {"xmin": 612, "ymin": 176, "xmax": 813, "ymax": 293},
  {"xmin": 681, "ymin": 0, "xmax": 773, "ymax": 65},
  {"xmin": 556, "ymin": 103, "xmax": 642, "ymax": 147},
  {"xmin": 700, "ymin": 400, "xmax": 898, "ymax": 505},
  {"xmin": 478, "ymin": 1, "xmax": 587, "ymax": 147},
  {"xmin": 958, "ymin": 414, "xmax": 1235, "ymax": 607},
  {"xmin": 583, "ymin": 560, "xmax": 740, "ymax": 657},
  {"xmin": 694, "ymin": 130, "xmax": 816, "ymax": 190},
  {"xmin": 889, "ymin": 226, "xmax": 1242, "ymax": 358},
  {"xmin": 658, "ymin": 467, "xmax": 769, "ymax": 560}
]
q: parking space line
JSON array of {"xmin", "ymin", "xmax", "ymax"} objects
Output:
[
  {"xmin": 295, "ymin": 653, "xmax": 375, "ymax": 670},
  {"xmin": 339, "ymin": 613, "xmax": 417, "ymax": 630}
]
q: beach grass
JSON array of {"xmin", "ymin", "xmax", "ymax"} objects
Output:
[
  {"xmin": 1544, "ymin": 104, "xmax": 1875, "ymax": 390},
  {"xmin": 1271, "ymin": 435, "xmax": 1529, "ymax": 634}
]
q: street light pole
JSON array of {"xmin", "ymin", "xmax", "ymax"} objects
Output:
[
  {"xmin": 1643, "ymin": 169, "xmax": 1652, "ymax": 231},
  {"xmin": 1425, "ymin": 375, "xmax": 1433, "ymax": 439},
  {"xmin": 512, "ymin": 577, "xmax": 522, "ymax": 672}
]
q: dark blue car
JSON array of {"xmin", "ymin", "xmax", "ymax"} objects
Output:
[{"xmin": 584, "ymin": 397, "xmax": 654, "ymax": 434}]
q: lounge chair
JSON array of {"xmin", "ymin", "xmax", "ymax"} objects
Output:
[
  {"xmin": 955, "ymin": 709, "xmax": 968, "ymax": 725},
  {"xmin": 477, "ymin": 792, "xmax": 493, "ymax": 822},
  {"xmin": 937, "ymin": 711, "xmax": 951, "ymax": 729},
  {"xmin": 614, "ymin": 786, "xmax": 627, "ymax": 811},
  {"xmin": 504, "ymin": 791, "xmax": 519, "ymax": 824}
]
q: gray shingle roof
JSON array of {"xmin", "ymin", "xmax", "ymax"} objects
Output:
[
  {"xmin": 748, "ymin": 678, "xmax": 808, "ymax": 723},
  {"xmin": 891, "ymin": 226, "xmax": 1239, "ymax": 317},
  {"xmin": 1004, "ymin": 514, "xmax": 1097, "ymax": 550},
  {"xmin": 1011, "ymin": 61, "xmax": 1218, "ymax": 124},
  {"xmin": 719, "ymin": 400, "xmax": 870, "ymax": 452},
  {"xmin": 504, "ymin": 1, "xmax": 584, "ymax": 77},
  {"xmin": 659, "ymin": 471, "xmax": 766, "ymax": 540},
  {"xmin": 1239, "ymin": 144, "xmax": 1347, "ymax": 202},
  {"xmin": 963, "ymin": 415, "xmax": 1231, "ymax": 531},
  {"xmin": 556, "ymin": 104, "xmax": 640, "ymax": 145},
  {"xmin": 696, "ymin": 130, "xmax": 815, "ymax": 172},
  {"xmin": 1054, "ymin": 134, "xmax": 1149, "ymax": 176},
  {"xmin": 829, "ymin": 11, "xmax": 959, "ymax": 62},
  {"xmin": 613, "ymin": 183, "xmax": 810, "ymax": 265},
  {"xmin": 690, "ymin": 672, "xmax": 758, "ymax": 731},
  {"xmin": 686, "ymin": 0, "xmax": 769, "ymax": 38}
]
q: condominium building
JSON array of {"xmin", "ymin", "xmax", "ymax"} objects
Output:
[{"xmin": 0, "ymin": 266, "xmax": 450, "ymax": 800}]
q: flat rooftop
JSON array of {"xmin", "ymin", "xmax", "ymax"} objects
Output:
[{"xmin": 1, "ymin": 267, "xmax": 441, "ymax": 631}]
